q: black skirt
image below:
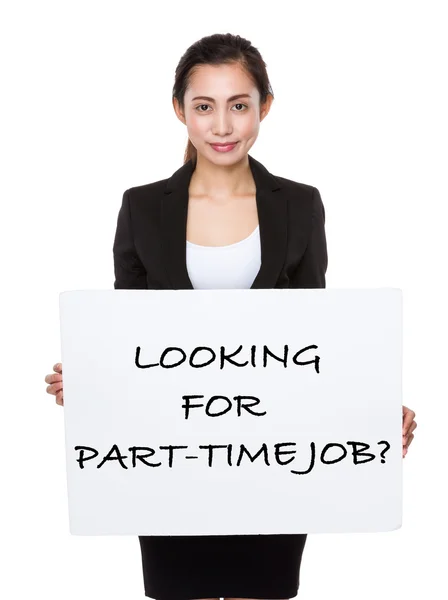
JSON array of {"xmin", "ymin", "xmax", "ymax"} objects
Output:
[{"xmin": 138, "ymin": 533, "xmax": 308, "ymax": 599}]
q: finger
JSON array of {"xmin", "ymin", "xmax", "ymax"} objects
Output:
[
  {"xmin": 403, "ymin": 433, "xmax": 414, "ymax": 453},
  {"xmin": 403, "ymin": 418, "xmax": 417, "ymax": 439},
  {"xmin": 53, "ymin": 363, "xmax": 63, "ymax": 374},
  {"xmin": 405, "ymin": 422, "xmax": 417, "ymax": 440},
  {"xmin": 402, "ymin": 408, "xmax": 413, "ymax": 424},
  {"xmin": 403, "ymin": 425, "xmax": 415, "ymax": 445},
  {"xmin": 45, "ymin": 373, "xmax": 63, "ymax": 384},
  {"xmin": 402, "ymin": 406, "xmax": 409, "ymax": 422},
  {"xmin": 56, "ymin": 390, "xmax": 64, "ymax": 406},
  {"xmin": 46, "ymin": 383, "xmax": 63, "ymax": 396},
  {"xmin": 402, "ymin": 413, "xmax": 415, "ymax": 435}
]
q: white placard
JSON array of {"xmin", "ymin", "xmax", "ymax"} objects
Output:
[{"xmin": 59, "ymin": 288, "xmax": 402, "ymax": 536}]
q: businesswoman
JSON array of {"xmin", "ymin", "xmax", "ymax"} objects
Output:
[{"xmin": 45, "ymin": 32, "xmax": 417, "ymax": 600}]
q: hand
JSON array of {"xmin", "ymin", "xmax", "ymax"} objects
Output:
[
  {"xmin": 402, "ymin": 404, "xmax": 416, "ymax": 458},
  {"xmin": 45, "ymin": 362, "xmax": 64, "ymax": 406}
]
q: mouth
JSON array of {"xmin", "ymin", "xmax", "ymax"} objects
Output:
[
  {"xmin": 209, "ymin": 141, "xmax": 239, "ymax": 152},
  {"xmin": 210, "ymin": 142, "xmax": 238, "ymax": 146}
]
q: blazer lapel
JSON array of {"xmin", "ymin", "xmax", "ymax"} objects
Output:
[{"xmin": 161, "ymin": 153, "xmax": 288, "ymax": 289}]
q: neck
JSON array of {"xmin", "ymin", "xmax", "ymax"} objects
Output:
[{"xmin": 189, "ymin": 153, "xmax": 255, "ymax": 197}]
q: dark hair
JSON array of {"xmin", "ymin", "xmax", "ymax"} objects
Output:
[{"xmin": 172, "ymin": 33, "xmax": 274, "ymax": 165}]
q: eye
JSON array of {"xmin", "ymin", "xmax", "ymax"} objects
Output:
[
  {"xmin": 232, "ymin": 103, "xmax": 248, "ymax": 111},
  {"xmin": 195, "ymin": 103, "xmax": 248, "ymax": 113},
  {"xmin": 196, "ymin": 104, "xmax": 211, "ymax": 113}
]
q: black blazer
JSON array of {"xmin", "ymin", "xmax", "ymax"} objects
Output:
[{"xmin": 113, "ymin": 153, "xmax": 328, "ymax": 291}]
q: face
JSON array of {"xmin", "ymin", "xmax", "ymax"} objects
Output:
[{"xmin": 173, "ymin": 62, "xmax": 273, "ymax": 165}]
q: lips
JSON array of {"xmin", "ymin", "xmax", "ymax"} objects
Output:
[{"xmin": 210, "ymin": 142, "xmax": 238, "ymax": 152}]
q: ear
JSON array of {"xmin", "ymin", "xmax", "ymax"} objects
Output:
[
  {"xmin": 172, "ymin": 97, "xmax": 187, "ymax": 125},
  {"xmin": 260, "ymin": 93, "xmax": 274, "ymax": 122}
]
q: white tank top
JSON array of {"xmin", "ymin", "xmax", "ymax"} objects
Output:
[{"xmin": 186, "ymin": 225, "xmax": 261, "ymax": 289}]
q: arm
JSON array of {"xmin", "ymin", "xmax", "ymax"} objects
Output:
[
  {"xmin": 112, "ymin": 189, "xmax": 148, "ymax": 289},
  {"xmin": 290, "ymin": 186, "xmax": 328, "ymax": 289}
]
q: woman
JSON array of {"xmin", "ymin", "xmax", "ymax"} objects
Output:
[{"xmin": 45, "ymin": 32, "xmax": 417, "ymax": 600}]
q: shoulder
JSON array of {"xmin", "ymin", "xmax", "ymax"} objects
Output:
[
  {"xmin": 119, "ymin": 178, "xmax": 170, "ymax": 223},
  {"xmin": 272, "ymin": 173, "xmax": 322, "ymax": 216},
  {"xmin": 124, "ymin": 177, "xmax": 168, "ymax": 205},
  {"xmin": 274, "ymin": 173, "xmax": 316, "ymax": 196}
]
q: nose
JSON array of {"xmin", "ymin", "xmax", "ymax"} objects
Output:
[{"xmin": 211, "ymin": 110, "xmax": 233, "ymax": 137}]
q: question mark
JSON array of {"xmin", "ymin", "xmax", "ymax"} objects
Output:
[{"xmin": 377, "ymin": 440, "xmax": 391, "ymax": 463}]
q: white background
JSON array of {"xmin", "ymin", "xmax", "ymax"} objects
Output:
[{"xmin": 1, "ymin": 0, "xmax": 446, "ymax": 598}]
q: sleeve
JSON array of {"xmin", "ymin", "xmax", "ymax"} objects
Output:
[
  {"xmin": 289, "ymin": 186, "xmax": 328, "ymax": 289},
  {"xmin": 112, "ymin": 189, "xmax": 148, "ymax": 289}
]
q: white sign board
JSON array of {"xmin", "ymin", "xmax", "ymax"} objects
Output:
[{"xmin": 59, "ymin": 288, "xmax": 402, "ymax": 536}]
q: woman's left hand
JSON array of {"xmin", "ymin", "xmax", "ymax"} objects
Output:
[{"xmin": 402, "ymin": 405, "xmax": 417, "ymax": 458}]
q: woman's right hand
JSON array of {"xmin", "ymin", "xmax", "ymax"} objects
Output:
[{"xmin": 45, "ymin": 362, "xmax": 64, "ymax": 406}]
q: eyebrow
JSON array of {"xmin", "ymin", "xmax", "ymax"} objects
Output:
[{"xmin": 191, "ymin": 93, "xmax": 252, "ymax": 102}]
